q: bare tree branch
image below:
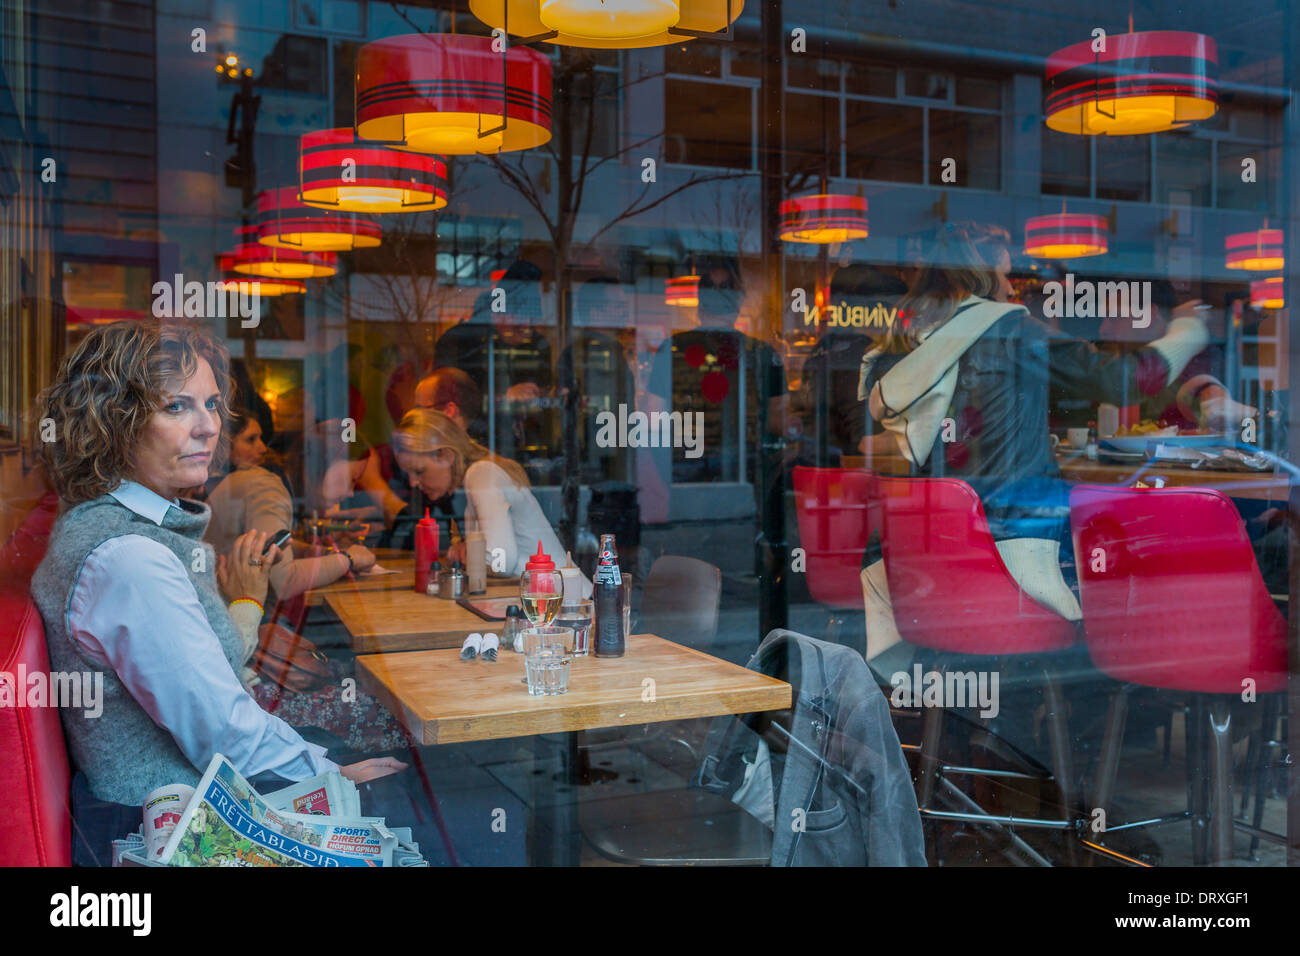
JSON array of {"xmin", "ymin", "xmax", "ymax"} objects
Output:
[{"xmin": 582, "ymin": 169, "xmax": 748, "ymax": 248}]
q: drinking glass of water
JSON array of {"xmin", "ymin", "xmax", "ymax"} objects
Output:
[{"xmin": 523, "ymin": 625, "xmax": 574, "ymax": 696}]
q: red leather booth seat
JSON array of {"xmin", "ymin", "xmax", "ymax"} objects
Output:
[{"xmin": 0, "ymin": 492, "xmax": 70, "ymax": 866}]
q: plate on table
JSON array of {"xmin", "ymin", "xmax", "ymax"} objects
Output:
[{"xmin": 1099, "ymin": 433, "xmax": 1222, "ymax": 456}]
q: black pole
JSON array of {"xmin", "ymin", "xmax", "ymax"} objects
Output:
[{"xmin": 757, "ymin": 0, "xmax": 787, "ymax": 640}]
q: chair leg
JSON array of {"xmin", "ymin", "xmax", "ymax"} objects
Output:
[
  {"xmin": 1186, "ymin": 697, "xmax": 1209, "ymax": 866},
  {"xmin": 916, "ymin": 697, "xmax": 944, "ymax": 811},
  {"xmin": 1040, "ymin": 668, "xmax": 1078, "ymax": 866},
  {"xmin": 1207, "ymin": 698, "xmax": 1234, "ymax": 865},
  {"xmin": 1087, "ymin": 684, "xmax": 1130, "ymax": 865},
  {"xmin": 915, "ymin": 688, "xmax": 946, "ymax": 861},
  {"xmin": 1249, "ymin": 697, "xmax": 1281, "ymax": 857}
]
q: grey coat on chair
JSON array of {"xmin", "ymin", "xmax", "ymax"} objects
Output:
[{"xmin": 694, "ymin": 629, "xmax": 926, "ymax": 866}]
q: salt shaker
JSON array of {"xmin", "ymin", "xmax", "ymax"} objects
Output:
[{"xmin": 503, "ymin": 605, "xmax": 525, "ymax": 653}]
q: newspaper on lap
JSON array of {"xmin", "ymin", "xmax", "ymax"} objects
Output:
[{"xmin": 153, "ymin": 754, "xmax": 399, "ymax": 867}]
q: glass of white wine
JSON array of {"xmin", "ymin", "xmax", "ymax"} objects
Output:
[{"xmin": 519, "ymin": 566, "xmax": 564, "ymax": 627}]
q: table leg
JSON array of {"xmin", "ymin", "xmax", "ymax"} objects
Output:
[{"xmin": 528, "ymin": 731, "xmax": 581, "ymax": 866}]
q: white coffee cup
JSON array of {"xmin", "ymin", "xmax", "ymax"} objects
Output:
[
  {"xmin": 1067, "ymin": 427, "xmax": 1091, "ymax": 449},
  {"xmin": 143, "ymin": 783, "xmax": 195, "ymax": 859}
]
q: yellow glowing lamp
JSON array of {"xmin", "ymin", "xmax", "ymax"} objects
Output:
[
  {"xmin": 355, "ymin": 34, "xmax": 552, "ymax": 155},
  {"xmin": 779, "ymin": 194, "xmax": 868, "ymax": 244},
  {"xmin": 221, "ymin": 228, "xmax": 337, "ymax": 279},
  {"xmin": 665, "ymin": 274, "xmax": 700, "ymax": 307},
  {"xmin": 469, "ymin": 0, "xmax": 741, "ymax": 48},
  {"xmin": 1044, "ymin": 30, "xmax": 1217, "ymax": 135},
  {"xmin": 256, "ymin": 187, "xmax": 382, "ymax": 251},
  {"xmin": 1225, "ymin": 229, "xmax": 1284, "ymax": 271},
  {"xmin": 299, "ymin": 129, "xmax": 448, "ymax": 213},
  {"xmin": 1024, "ymin": 212, "xmax": 1108, "ymax": 258},
  {"xmin": 217, "ymin": 274, "xmax": 306, "ymax": 297},
  {"xmin": 1250, "ymin": 277, "xmax": 1284, "ymax": 310}
]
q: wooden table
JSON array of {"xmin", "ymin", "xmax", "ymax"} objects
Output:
[
  {"xmin": 357, "ymin": 633, "xmax": 792, "ymax": 866},
  {"xmin": 1058, "ymin": 455, "xmax": 1291, "ymax": 501},
  {"xmin": 356, "ymin": 633, "xmax": 792, "ymax": 745},
  {"xmin": 304, "ymin": 557, "xmax": 416, "ymax": 607},
  {"xmin": 325, "ymin": 578, "xmax": 522, "ymax": 653}
]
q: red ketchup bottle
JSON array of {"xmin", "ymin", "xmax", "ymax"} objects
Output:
[{"xmin": 414, "ymin": 508, "xmax": 439, "ymax": 594}]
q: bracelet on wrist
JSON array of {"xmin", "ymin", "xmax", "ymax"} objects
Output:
[{"xmin": 230, "ymin": 597, "xmax": 264, "ymax": 615}]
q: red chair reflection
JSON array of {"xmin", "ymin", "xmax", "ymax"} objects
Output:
[
  {"xmin": 792, "ymin": 466, "xmax": 875, "ymax": 607},
  {"xmin": 875, "ymin": 475, "xmax": 1079, "ymax": 864},
  {"xmin": 1070, "ymin": 484, "xmax": 1287, "ymax": 865}
]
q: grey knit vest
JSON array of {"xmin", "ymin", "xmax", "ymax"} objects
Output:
[{"xmin": 31, "ymin": 493, "xmax": 243, "ymax": 805}]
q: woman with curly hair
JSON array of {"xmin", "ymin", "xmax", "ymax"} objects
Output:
[{"xmin": 30, "ymin": 320, "xmax": 402, "ymax": 865}]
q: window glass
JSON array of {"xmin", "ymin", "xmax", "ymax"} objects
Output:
[
  {"xmin": 845, "ymin": 100, "xmax": 924, "ymax": 182},
  {"xmin": 3, "ymin": 0, "xmax": 1294, "ymax": 881},
  {"xmin": 929, "ymin": 109, "xmax": 1000, "ymax": 188}
]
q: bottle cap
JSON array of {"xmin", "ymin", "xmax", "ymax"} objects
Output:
[
  {"xmin": 418, "ymin": 507, "xmax": 434, "ymax": 525},
  {"xmin": 525, "ymin": 542, "xmax": 555, "ymax": 572},
  {"xmin": 506, "ymin": 605, "xmax": 523, "ymax": 618}
]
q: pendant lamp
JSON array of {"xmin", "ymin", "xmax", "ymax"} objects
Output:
[
  {"xmin": 216, "ymin": 275, "xmax": 306, "ymax": 297},
  {"xmin": 257, "ymin": 187, "xmax": 382, "ymax": 251},
  {"xmin": 1225, "ymin": 228, "xmax": 1284, "ymax": 272},
  {"xmin": 299, "ymin": 129, "xmax": 448, "ymax": 213},
  {"xmin": 779, "ymin": 194, "xmax": 868, "ymax": 244},
  {"xmin": 1045, "ymin": 30, "xmax": 1217, "ymax": 135},
  {"xmin": 1251, "ymin": 277, "xmax": 1284, "ymax": 310},
  {"xmin": 355, "ymin": 34, "xmax": 552, "ymax": 154},
  {"xmin": 221, "ymin": 227, "xmax": 338, "ymax": 279},
  {"xmin": 1024, "ymin": 212, "xmax": 1108, "ymax": 258},
  {"xmin": 468, "ymin": 0, "xmax": 743, "ymax": 48},
  {"xmin": 665, "ymin": 274, "xmax": 700, "ymax": 307}
]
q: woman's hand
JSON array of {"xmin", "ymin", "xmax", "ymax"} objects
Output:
[
  {"xmin": 344, "ymin": 544, "xmax": 376, "ymax": 573},
  {"xmin": 444, "ymin": 540, "xmax": 466, "ymax": 566},
  {"xmin": 216, "ymin": 530, "xmax": 282, "ymax": 604},
  {"xmin": 339, "ymin": 756, "xmax": 407, "ymax": 784},
  {"xmin": 1171, "ymin": 298, "xmax": 1205, "ymax": 321}
]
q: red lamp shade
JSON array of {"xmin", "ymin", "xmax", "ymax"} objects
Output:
[
  {"xmin": 256, "ymin": 187, "xmax": 383, "ymax": 251},
  {"xmin": 1251, "ymin": 277, "xmax": 1284, "ymax": 310},
  {"xmin": 216, "ymin": 274, "xmax": 306, "ymax": 297},
  {"xmin": 665, "ymin": 274, "xmax": 700, "ymax": 307},
  {"xmin": 1045, "ymin": 30, "xmax": 1217, "ymax": 135},
  {"xmin": 355, "ymin": 34, "xmax": 552, "ymax": 155},
  {"xmin": 1024, "ymin": 212, "xmax": 1108, "ymax": 258},
  {"xmin": 221, "ymin": 227, "xmax": 338, "ymax": 279},
  {"xmin": 299, "ymin": 128, "xmax": 447, "ymax": 213},
  {"xmin": 779, "ymin": 194, "xmax": 868, "ymax": 244},
  {"xmin": 468, "ymin": 0, "xmax": 743, "ymax": 49},
  {"xmin": 1225, "ymin": 229, "xmax": 1284, "ymax": 271}
]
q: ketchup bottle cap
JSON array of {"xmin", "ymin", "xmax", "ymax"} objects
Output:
[
  {"xmin": 525, "ymin": 541, "xmax": 555, "ymax": 572},
  {"xmin": 418, "ymin": 508, "xmax": 433, "ymax": 525}
]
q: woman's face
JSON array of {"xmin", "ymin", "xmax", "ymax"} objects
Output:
[
  {"xmin": 132, "ymin": 357, "xmax": 222, "ymax": 500},
  {"xmin": 230, "ymin": 419, "xmax": 267, "ymax": 470},
  {"xmin": 992, "ymin": 249, "xmax": 1013, "ymax": 302},
  {"xmin": 396, "ymin": 448, "xmax": 457, "ymax": 500}
]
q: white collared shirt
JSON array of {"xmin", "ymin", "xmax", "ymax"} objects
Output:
[{"xmin": 66, "ymin": 480, "xmax": 338, "ymax": 783}]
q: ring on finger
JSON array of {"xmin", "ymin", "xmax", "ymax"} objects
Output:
[{"xmin": 248, "ymin": 558, "xmax": 264, "ymax": 567}]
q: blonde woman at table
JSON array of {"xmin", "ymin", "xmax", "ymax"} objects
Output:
[{"xmin": 392, "ymin": 407, "xmax": 593, "ymax": 597}]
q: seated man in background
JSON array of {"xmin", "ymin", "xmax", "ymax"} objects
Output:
[{"xmin": 415, "ymin": 366, "xmax": 485, "ymax": 441}]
